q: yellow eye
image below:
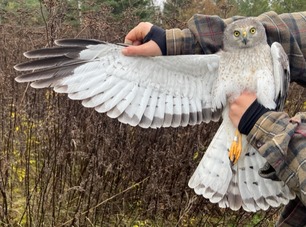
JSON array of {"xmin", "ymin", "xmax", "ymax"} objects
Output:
[
  {"xmin": 234, "ymin": 31, "xmax": 240, "ymax": 37},
  {"xmin": 250, "ymin": 27, "xmax": 256, "ymax": 34}
]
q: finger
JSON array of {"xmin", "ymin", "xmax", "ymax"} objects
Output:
[
  {"xmin": 121, "ymin": 40, "xmax": 162, "ymax": 56},
  {"xmin": 124, "ymin": 40, "xmax": 142, "ymax": 46}
]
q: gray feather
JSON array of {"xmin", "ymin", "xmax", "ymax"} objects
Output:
[
  {"xmin": 55, "ymin": 38, "xmax": 105, "ymax": 46},
  {"xmin": 22, "ymin": 46, "xmax": 85, "ymax": 59}
]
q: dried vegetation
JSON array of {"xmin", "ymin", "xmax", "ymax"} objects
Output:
[{"xmin": 0, "ymin": 1, "xmax": 305, "ymax": 226}]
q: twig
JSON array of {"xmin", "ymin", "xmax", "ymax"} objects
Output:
[
  {"xmin": 39, "ymin": 0, "xmax": 49, "ymax": 44},
  {"xmin": 175, "ymin": 193, "xmax": 197, "ymax": 227},
  {"xmin": 59, "ymin": 177, "xmax": 149, "ymax": 226}
]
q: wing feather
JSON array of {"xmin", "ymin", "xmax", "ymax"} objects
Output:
[
  {"xmin": 119, "ymin": 86, "xmax": 145, "ymax": 124},
  {"xmin": 171, "ymin": 96, "xmax": 182, "ymax": 127},
  {"xmin": 14, "ymin": 39, "xmax": 221, "ymax": 128},
  {"xmin": 181, "ymin": 97, "xmax": 190, "ymax": 127},
  {"xmin": 131, "ymin": 87, "xmax": 153, "ymax": 126},
  {"xmin": 107, "ymin": 84, "xmax": 138, "ymax": 119},
  {"xmin": 188, "ymin": 99, "xmax": 198, "ymax": 125},
  {"xmin": 81, "ymin": 76, "xmax": 121, "ymax": 108},
  {"xmin": 151, "ymin": 93, "xmax": 166, "ymax": 128},
  {"xmin": 139, "ymin": 90, "xmax": 159, "ymax": 128},
  {"xmin": 96, "ymin": 81, "xmax": 134, "ymax": 113},
  {"xmin": 271, "ymin": 42, "xmax": 290, "ymax": 110},
  {"xmin": 163, "ymin": 95, "xmax": 174, "ymax": 127}
]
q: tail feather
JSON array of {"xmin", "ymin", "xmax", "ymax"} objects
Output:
[
  {"xmin": 224, "ymin": 166, "xmax": 243, "ymax": 211},
  {"xmin": 189, "ymin": 118, "xmax": 295, "ymax": 211},
  {"xmin": 238, "ymin": 145, "xmax": 295, "ymax": 211},
  {"xmin": 188, "ymin": 122, "xmax": 232, "ymax": 204}
]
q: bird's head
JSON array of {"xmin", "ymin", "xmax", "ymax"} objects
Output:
[{"xmin": 223, "ymin": 18, "xmax": 267, "ymax": 51}]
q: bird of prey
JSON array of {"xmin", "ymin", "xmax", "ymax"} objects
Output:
[{"xmin": 14, "ymin": 18, "xmax": 294, "ymax": 212}]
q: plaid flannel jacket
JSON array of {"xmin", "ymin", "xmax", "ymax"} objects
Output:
[{"xmin": 165, "ymin": 11, "xmax": 306, "ymax": 226}]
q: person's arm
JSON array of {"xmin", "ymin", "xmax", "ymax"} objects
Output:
[
  {"xmin": 229, "ymin": 93, "xmax": 306, "ymax": 205},
  {"xmin": 122, "ymin": 11, "xmax": 306, "ymax": 85},
  {"xmin": 122, "ymin": 14, "xmax": 228, "ymax": 56}
]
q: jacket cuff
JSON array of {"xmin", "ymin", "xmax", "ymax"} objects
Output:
[
  {"xmin": 238, "ymin": 99, "xmax": 270, "ymax": 135},
  {"xmin": 143, "ymin": 25, "xmax": 167, "ymax": 55}
]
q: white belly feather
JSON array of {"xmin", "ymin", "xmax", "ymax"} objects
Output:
[{"xmin": 212, "ymin": 45, "xmax": 276, "ymax": 110}]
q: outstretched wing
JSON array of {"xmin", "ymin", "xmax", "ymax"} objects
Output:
[
  {"xmin": 15, "ymin": 39, "xmax": 222, "ymax": 128},
  {"xmin": 271, "ymin": 42, "xmax": 290, "ymax": 111}
]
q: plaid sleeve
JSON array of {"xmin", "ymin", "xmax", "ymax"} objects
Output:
[
  {"xmin": 166, "ymin": 14, "xmax": 226, "ymax": 55},
  {"xmin": 258, "ymin": 11, "xmax": 306, "ymax": 86},
  {"xmin": 247, "ymin": 111, "xmax": 306, "ymax": 205},
  {"xmin": 165, "ymin": 28, "xmax": 203, "ymax": 55}
]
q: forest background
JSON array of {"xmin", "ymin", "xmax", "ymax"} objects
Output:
[{"xmin": 1, "ymin": 0, "xmax": 306, "ymax": 226}]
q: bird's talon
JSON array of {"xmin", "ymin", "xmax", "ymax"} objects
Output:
[{"xmin": 228, "ymin": 130, "xmax": 242, "ymax": 164}]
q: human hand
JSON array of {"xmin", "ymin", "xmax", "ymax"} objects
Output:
[
  {"xmin": 229, "ymin": 92, "xmax": 257, "ymax": 128},
  {"xmin": 122, "ymin": 22, "xmax": 162, "ymax": 56}
]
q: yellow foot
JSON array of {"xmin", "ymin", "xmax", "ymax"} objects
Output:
[{"xmin": 228, "ymin": 129, "xmax": 242, "ymax": 164}]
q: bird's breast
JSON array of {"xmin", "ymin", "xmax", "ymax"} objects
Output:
[
  {"xmin": 220, "ymin": 48, "xmax": 272, "ymax": 81},
  {"xmin": 215, "ymin": 46, "xmax": 274, "ymax": 99}
]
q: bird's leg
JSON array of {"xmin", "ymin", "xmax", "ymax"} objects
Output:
[{"xmin": 228, "ymin": 129, "xmax": 242, "ymax": 164}]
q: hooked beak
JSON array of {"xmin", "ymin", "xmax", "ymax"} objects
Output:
[{"xmin": 242, "ymin": 31, "xmax": 248, "ymax": 45}]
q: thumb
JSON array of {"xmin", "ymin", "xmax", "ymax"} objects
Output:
[{"xmin": 124, "ymin": 22, "xmax": 153, "ymax": 44}]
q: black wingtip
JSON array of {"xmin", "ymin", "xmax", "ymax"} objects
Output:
[{"xmin": 55, "ymin": 38, "xmax": 105, "ymax": 47}]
